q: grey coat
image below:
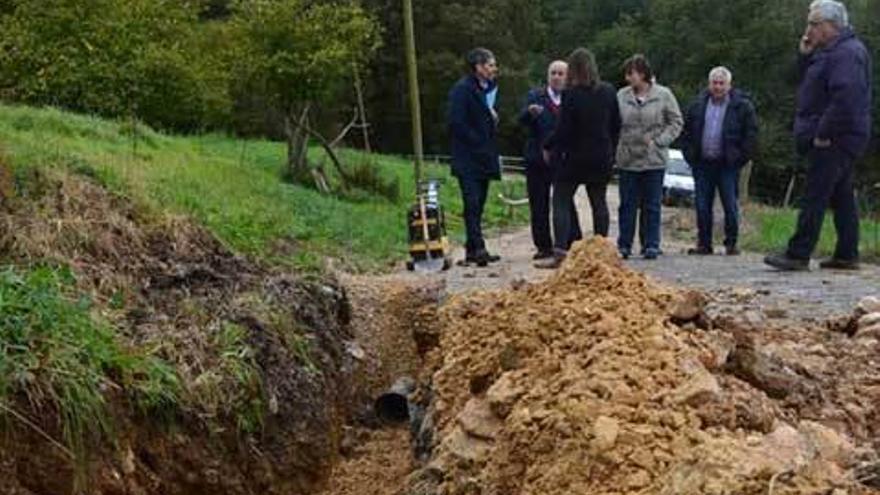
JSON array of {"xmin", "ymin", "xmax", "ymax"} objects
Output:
[{"xmin": 615, "ymin": 83, "xmax": 683, "ymax": 172}]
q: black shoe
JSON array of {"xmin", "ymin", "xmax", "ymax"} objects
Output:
[
  {"xmin": 764, "ymin": 252, "xmax": 809, "ymax": 271},
  {"xmin": 725, "ymin": 246, "xmax": 741, "ymax": 256},
  {"xmin": 466, "ymin": 250, "xmax": 495, "ymax": 267},
  {"xmin": 619, "ymin": 248, "xmax": 631, "ymax": 260},
  {"xmin": 643, "ymin": 247, "xmax": 660, "ymax": 260},
  {"xmin": 819, "ymin": 258, "xmax": 859, "ymax": 270},
  {"xmin": 688, "ymin": 246, "xmax": 713, "ymax": 255},
  {"xmin": 533, "ymin": 250, "xmax": 554, "ymax": 260}
]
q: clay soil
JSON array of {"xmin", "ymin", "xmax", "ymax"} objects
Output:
[{"xmin": 394, "ymin": 238, "xmax": 880, "ymax": 495}]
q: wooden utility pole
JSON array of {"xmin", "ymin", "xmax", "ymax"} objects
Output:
[{"xmin": 402, "ymin": 0, "xmax": 424, "ymax": 185}]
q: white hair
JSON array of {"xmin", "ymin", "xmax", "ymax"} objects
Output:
[
  {"xmin": 809, "ymin": 0, "xmax": 850, "ymax": 28},
  {"xmin": 708, "ymin": 66, "xmax": 732, "ymax": 83}
]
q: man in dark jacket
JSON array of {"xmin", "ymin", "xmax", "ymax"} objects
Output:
[
  {"xmin": 765, "ymin": 0, "xmax": 872, "ymax": 271},
  {"xmin": 518, "ymin": 60, "xmax": 582, "ymax": 260},
  {"xmin": 680, "ymin": 66, "xmax": 758, "ymax": 256},
  {"xmin": 447, "ymin": 47, "xmax": 501, "ymax": 267}
]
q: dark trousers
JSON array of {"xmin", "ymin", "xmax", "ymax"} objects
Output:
[
  {"xmin": 618, "ymin": 169, "xmax": 664, "ymax": 252},
  {"xmin": 527, "ymin": 166, "xmax": 581, "ymax": 252},
  {"xmin": 457, "ymin": 176, "xmax": 490, "ymax": 254},
  {"xmin": 693, "ymin": 162, "xmax": 740, "ymax": 249},
  {"xmin": 787, "ymin": 147, "xmax": 859, "ymax": 260},
  {"xmin": 553, "ymin": 181, "xmax": 606, "ymax": 253}
]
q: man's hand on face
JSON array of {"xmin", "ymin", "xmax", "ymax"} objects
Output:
[
  {"xmin": 528, "ymin": 104, "xmax": 544, "ymax": 117},
  {"xmin": 799, "ymin": 35, "xmax": 815, "ymax": 55}
]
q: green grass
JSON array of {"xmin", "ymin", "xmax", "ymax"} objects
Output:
[
  {"xmin": 0, "ymin": 265, "xmax": 180, "ymax": 464},
  {"xmin": 0, "ymin": 104, "xmax": 528, "ymax": 271},
  {"xmin": 741, "ymin": 204, "xmax": 880, "ymax": 260}
]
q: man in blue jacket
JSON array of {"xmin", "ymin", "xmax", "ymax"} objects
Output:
[
  {"xmin": 519, "ymin": 60, "xmax": 582, "ymax": 260},
  {"xmin": 447, "ymin": 47, "xmax": 502, "ymax": 267},
  {"xmin": 765, "ymin": 0, "xmax": 872, "ymax": 271},
  {"xmin": 680, "ymin": 66, "xmax": 758, "ymax": 256}
]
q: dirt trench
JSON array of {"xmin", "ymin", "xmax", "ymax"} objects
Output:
[{"xmin": 323, "ymin": 238, "xmax": 880, "ymax": 495}]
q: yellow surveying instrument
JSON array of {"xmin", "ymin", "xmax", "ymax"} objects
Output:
[{"xmin": 406, "ymin": 179, "xmax": 451, "ymax": 272}]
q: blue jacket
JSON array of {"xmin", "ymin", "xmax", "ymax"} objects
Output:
[
  {"xmin": 681, "ymin": 88, "xmax": 758, "ymax": 168},
  {"xmin": 518, "ymin": 87, "xmax": 561, "ymax": 169},
  {"xmin": 794, "ymin": 27, "xmax": 872, "ymax": 158},
  {"xmin": 447, "ymin": 75, "xmax": 501, "ymax": 180}
]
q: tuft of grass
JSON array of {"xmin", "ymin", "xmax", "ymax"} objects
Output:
[
  {"xmin": 190, "ymin": 322, "xmax": 264, "ymax": 435},
  {"xmin": 741, "ymin": 204, "xmax": 880, "ymax": 260},
  {"xmin": 0, "ymin": 265, "xmax": 180, "ymax": 463},
  {"xmin": 0, "ymin": 104, "xmax": 527, "ymax": 272}
]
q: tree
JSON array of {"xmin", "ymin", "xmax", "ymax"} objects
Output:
[
  {"xmin": 0, "ymin": 0, "xmax": 231, "ymax": 131},
  {"xmin": 231, "ymin": 0, "xmax": 380, "ymax": 184}
]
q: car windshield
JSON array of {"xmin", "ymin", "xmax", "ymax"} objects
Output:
[{"xmin": 667, "ymin": 158, "xmax": 691, "ymax": 176}]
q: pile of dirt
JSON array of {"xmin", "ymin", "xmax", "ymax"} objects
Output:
[
  {"xmin": 0, "ymin": 169, "xmax": 364, "ymax": 494},
  {"xmin": 409, "ymin": 237, "xmax": 879, "ymax": 495}
]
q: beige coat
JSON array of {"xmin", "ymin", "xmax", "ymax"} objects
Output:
[{"xmin": 615, "ymin": 84, "xmax": 683, "ymax": 172}]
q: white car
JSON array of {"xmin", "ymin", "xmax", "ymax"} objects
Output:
[{"xmin": 663, "ymin": 149, "xmax": 695, "ymax": 206}]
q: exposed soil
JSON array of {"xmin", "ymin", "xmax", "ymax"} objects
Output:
[
  {"xmin": 0, "ymin": 169, "xmax": 363, "ymax": 494},
  {"xmin": 401, "ymin": 238, "xmax": 879, "ymax": 495}
]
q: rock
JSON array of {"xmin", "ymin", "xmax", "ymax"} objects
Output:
[
  {"xmin": 857, "ymin": 312, "xmax": 880, "ymax": 329},
  {"xmin": 761, "ymin": 423, "xmax": 812, "ymax": 471},
  {"xmin": 344, "ymin": 340, "xmax": 366, "ymax": 361},
  {"xmin": 856, "ymin": 296, "xmax": 880, "ymax": 315},
  {"xmin": 625, "ymin": 469, "xmax": 651, "ymax": 489},
  {"xmin": 726, "ymin": 342, "xmax": 804, "ymax": 399},
  {"xmin": 798, "ymin": 421, "xmax": 855, "ymax": 466},
  {"xmin": 121, "ymin": 447, "xmax": 136, "ymax": 475},
  {"xmin": 764, "ymin": 307, "xmax": 788, "ymax": 319},
  {"xmin": 731, "ymin": 287, "xmax": 757, "ymax": 301},
  {"xmin": 858, "ymin": 323, "xmax": 880, "ymax": 339},
  {"xmin": 673, "ymin": 369, "xmax": 721, "ymax": 406},
  {"xmin": 443, "ymin": 426, "xmax": 493, "ymax": 462},
  {"xmin": 487, "ymin": 373, "xmax": 524, "ymax": 419},
  {"xmin": 591, "ymin": 415, "xmax": 620, "ymax": 452},
  {"xmin": 671, "ymin": 290, "xmax": 708, "ymax": 323},
  {"xmin": 457, "ymin": 398, "xmax": 502, "ymax": 440},
  {"xmin": 699, "ymin": 331, "xmax": 735, "ymax": 370}
]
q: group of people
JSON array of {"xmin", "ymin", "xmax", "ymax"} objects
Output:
[{"xmin": 447, "ymin": 0, "xmax": 872, "ymax": 271}]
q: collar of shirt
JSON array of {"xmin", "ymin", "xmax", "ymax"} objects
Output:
[{"xmin": 547, "ymin": 87, "xmax": 562, "ymax": 107}]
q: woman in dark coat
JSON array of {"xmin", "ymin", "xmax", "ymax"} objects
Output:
[{"xmin": 537, "ymin": 47, "xmax": 621, "ymax": 268}]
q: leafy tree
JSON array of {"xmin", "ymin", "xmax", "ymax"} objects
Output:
[{"xmin": 231, "ymin": 0, "xmax": 380, "ymax": 181}]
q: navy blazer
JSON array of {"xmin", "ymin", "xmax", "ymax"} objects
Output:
[
  {"xmin": 681, "ymin": 88, "xmax": 758, "ymax": 169},
  {"xmin": 447, "ymin": 75, "xmax": 500, "ymax": 180},
  {"xmin": 518, "ymin": 87, "xmax": 561, "ymax": 169},
  {"xmin": 794, "ymin": 28, "xmax": 872, "ymax": 158}
]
